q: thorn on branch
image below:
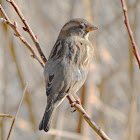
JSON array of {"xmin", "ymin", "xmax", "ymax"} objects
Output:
[
  {"xmin": 14, "ymin": 21, "xmax": 18, "ymax": 27},
  {"xmin": 35, "ymin": 35, "xmax": 38, "ymax": 39},
  {"xmin": 23, "ymin": 27, "xmax": 29, "ymax": 32},
  {"xmin": 14, "ymin": 33, "xmax": 18, "ymax": 37},
  {"xmin": 31, "ymin": 54, "xmax": 35, "ymax": 58}
]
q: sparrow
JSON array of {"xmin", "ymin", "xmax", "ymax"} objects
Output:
[{"xmin": 39, "ymin": 18, "xmax": 98, "ymax": 132}]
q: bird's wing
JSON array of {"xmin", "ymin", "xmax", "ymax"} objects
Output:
[
  {"xmin": 44, "ymin": 62, "xmax": 68, "ymax": 111},
  {"xmin": 44, "ymin": 39, "xmax": 75, "ymax": 110}
]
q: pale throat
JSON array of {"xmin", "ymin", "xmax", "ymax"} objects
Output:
[
  {"xmin": 70, "ymin": 31, "xmax": 89, "ymax": 40},
  {"xmin": 84, "ymin": 32, "xmax": 89, "ymax": 40}
]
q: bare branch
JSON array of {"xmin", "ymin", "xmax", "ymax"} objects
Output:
[
  {"xmin": 6, "ymin": 0, "xmax": 47, "ymax": 63},
  {"xmin": 67, "ymin": 95, "xmax": 111, "ymax": 140},
  {"xmin": 7, "ymin": 84, "xmax": 28, "ymax": 140},
  {"xmin": 0, "ymin": 4, "xmax": 44, "ymax": 67},
  {"xmin": 120, "ymin": 0, "xmax": 140, "ymax": 68},
  {"xmin": 0, "ymin": 114, "xmax": 12, "ymax": 118}
]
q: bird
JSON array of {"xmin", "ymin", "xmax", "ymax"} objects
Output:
[{"xmin": 39, "ymin": 18, "xmax": 98, "ymax": 132}]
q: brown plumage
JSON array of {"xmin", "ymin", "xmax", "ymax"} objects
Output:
[{"xmin": 39, "ymin": 18, "xmax": 98, "ymax": 132}]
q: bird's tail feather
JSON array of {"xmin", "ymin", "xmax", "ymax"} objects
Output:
[{"xmin": 39, "ymin": 106, "xmax": 56, "ymax": 132}]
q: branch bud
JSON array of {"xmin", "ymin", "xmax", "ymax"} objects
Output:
[
  {"xmin": 14, "ymin": 21, "xmax": 18, "ymax": 27},
  {"xmin": 23, "ymin": 27, "xmax": 28, "ymax": 32},
  {"xmin": 35, "ymin": 35, "xmax": 38, "ymax": 39},
  {"xmin": 14, "ymin": 33, "xmax": 18, "ymax": 37},
  {"xmin": 31, "ymin": 54, "xmax": 35, "ymax": 58},
  {"xmin": 13, "ymin": 31, "xmax": 19, "ymax": 37}
]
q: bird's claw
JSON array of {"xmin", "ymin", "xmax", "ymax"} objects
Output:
[
  {"xmin": 70, "ymin": 99, "xmax": 81, "ymax": 113},
  {"xmin": 71, "ymin": 109, "xmax": 76, "ymax": 113},
  {"xmin": 75, "ymin": 98, "xmax": 81, "ymax": 105},
  {"xmin": 71, "ymin": 99, "xmax": 81, "ymax": 107}
]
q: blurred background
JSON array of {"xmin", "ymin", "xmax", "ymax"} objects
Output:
[{"xmin": 0, "ymin": 0, "xmax": 140, "ymax": 140}]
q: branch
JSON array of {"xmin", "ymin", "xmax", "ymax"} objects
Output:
[
  {"xmin": 120, "ymin": 0, "xmax": 140, "ymax": 68},
  {"xmin": 67, "ymin": 96, "xmax": 111, "ymax": 140},
  {"xmin": 0, "ymin": 114, "xmax": 12, "ymax": 118},
  {"xmin": 7, "ymin": 84, "xmax": 28, "ymax": 140},
  {"xmin": 0, "ymin": 4, "xmax": 44, "ymax": 67},
  {"xmin": 6, "ymin": 0, "xmax": 47, "ymax": 63}
]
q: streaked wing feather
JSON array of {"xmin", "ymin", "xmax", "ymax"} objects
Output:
[{"xmin": 46, "ymin": 74, "xmax": 54, "ymax": 96}]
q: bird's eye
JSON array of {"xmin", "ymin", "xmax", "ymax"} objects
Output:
[{"xmin": 79, "ymin": 25, "xmax": 84, "ymax": 29}]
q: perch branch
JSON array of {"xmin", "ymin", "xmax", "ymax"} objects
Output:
[
  {"xmin": 67, "ymin": 95, "xmax": 111, "ymax": 140},
  {"xmin": 0, "ymin": 114, "xmax": 12, "ymax": 118},
  {"xmin": 6, "ymin": 0, "xmax": 47, "ymax": 63},
  {"xmin": 0, "ymin": 4, "xmax": 44, "ymax": 67},
  {"xmin": 7, "ymin": 84, "xmax": 28, "ymax": 140},
  {"xmin": 120, "ymin": 0, "xmax": 140, "ymax": 68}
]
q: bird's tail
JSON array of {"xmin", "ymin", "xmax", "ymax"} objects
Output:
[{"xmin": 39, "ymin": 106, "xmax": 56, "ymax": 132}]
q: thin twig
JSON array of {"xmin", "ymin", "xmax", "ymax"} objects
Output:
[
  {"xmin": 0, "ymin": 4, "xmax": 44, "ymax": 67},
  {"xmin": 6, "ymin": 0, "xmax": 47, "ymax": 63},
  {"xmin": 0, "ymin": 114, "xmax": 12, "ymax": 118},
  {"xmin": 67, "ymin": 95, "xmax": 111, "ymax": 140},
  {"xmin": 120, "ymin": 0, "xmax": 140, "ymax": 68},
  {"xmin": 7, "ymin": 83, "xmax": 28, "ymax": 140}
]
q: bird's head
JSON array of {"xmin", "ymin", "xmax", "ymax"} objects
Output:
[{"xmin": 59, "ymin": 18, "xmax": 98, "ymax": 39}]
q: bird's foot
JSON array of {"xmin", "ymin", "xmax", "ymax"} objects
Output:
[
  {"xmin": 71, "ymin": 103, "xmax": 76, "ymax": 112},
  {"xmin": 70, "ymin": 98, "xmax": 81, "ymax": 112},
  {"xmin": 73, "ymin": 93, "xmax": 81, "ymax": 105}
]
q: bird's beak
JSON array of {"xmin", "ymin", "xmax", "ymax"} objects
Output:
[{"xmin": 86, "ymin": 25, "xmax": 98, "ymax": 31}]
